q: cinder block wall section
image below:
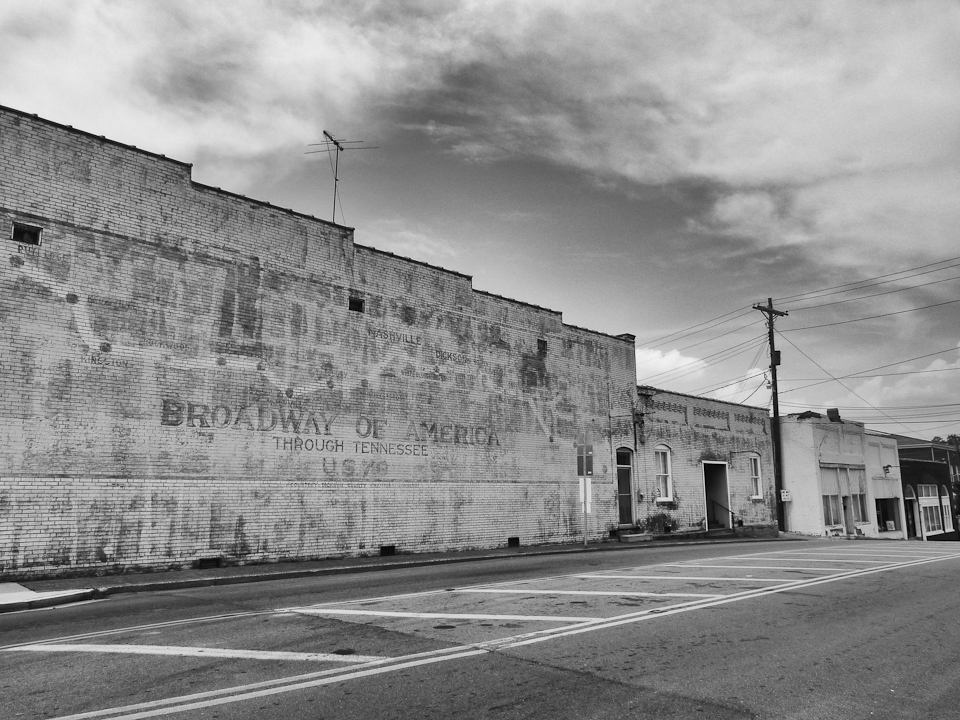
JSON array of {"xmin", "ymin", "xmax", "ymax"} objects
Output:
[{"xmin": 0, "ymin": 106, "xmax": 638, "ymax": 578}]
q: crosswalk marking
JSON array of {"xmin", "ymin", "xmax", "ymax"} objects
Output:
[
  {"xmin": 662, "ymin": 563, "xmax": 848, "ymax": 571},
  {"xmin": 18, "ymin": 545, "xmax": 960, "ymax": 720},
  {"xmin": 574, "ymin": 575, "xmax": 798, "ymax": 582},
  {"xmin": 9, "ymin": 644, "xmax": 387, "ymax": 663},
  {"xmin": 289, "ymin": 608, "xmax": 601, "ymax": 622},
  {"xmin": 455, "ymin": 589, "xmax": 723, "ymax": 598}
]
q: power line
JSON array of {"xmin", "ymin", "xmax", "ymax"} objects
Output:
[
  {"xmin": 784, "ymin": 271, "xmax": 960, "ymax": 312},
  {"xmin": 639, "ymin": 306, "xmax": 754, "ymax": 349},
  {"xmin": 774, "ymin": 255, "xmax": 960, "ymax": 303},
  {"xmin": 737, "ymin": 378, "xmax": 766, "ymax": 404},
  {"xmin": 780, "ymin": 400, "xmax": 960, "ymax": 410},
  {"xmin": 778, "ymin": 345, "xmax": 960, "ymax": 395},
  {"xmin": 637, "ymin": 335, "xmax": 766, "ymax": 383},
  {"xmin": 636, "ymin": 317, "xmax": 762, "ymax": 369},
  {"xmin": 775, "ymin": 331, "xmax": 914, "ymax": 435},
  {"xmin": 780, "ymin": 365, "xmax": 960, "ymax": 381},
  {"xmin": 689, "ymin": 369, "xmax": 768, "ymax": 397},
  {"xmin": 780, "ymin": 297, "xmax": 960, "ymax": 333},
  {"xmin": 730, "ymin": 341, "xmax": 770, "ymax": 403}
]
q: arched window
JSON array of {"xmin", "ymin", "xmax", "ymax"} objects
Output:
[
  {"xmin": 654, "ymin": 444, "xmax": 672, "ymax": 502},
  {"xmin": 904, "ymin": 486, "xmax": 916, "ymax": 500},
  {"xmin": 616, "ymin": 448, "xmax": 634, "ymax": 524}
]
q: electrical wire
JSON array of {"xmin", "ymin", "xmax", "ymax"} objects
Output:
[
  {"xmin": 640, "ymin": 306, "xmax": 754, "ymax": 349},
  {"xmin": 780, "ymin": 296, "xmax": 960, "ymax": 333},
  {"xmin": 775, "ymin": 332, "xmax": 915, "ymax": 435},
  {"xmin": 774, "ymin": 255, "xmax": 960, "ymax": 303},
  {"xmin": 739, "ymin": 379, "xmax": 767, "ymax": 404},
  {"xmin": 780, "ymin": 366, "xmax": 960, "ymax": 381},
  {"xmin": 687, "ymin": 369, "xmax": 768, "ymax": 396},
  {"xmin": 779, "ymin": 345, "xmax": 960, "ymax": 395},
  {"xmin": 731, "ymin": 341, "xmax": 769, "ymax": 403},
  {"xmin": 783, "ymin": 271, "xmax": 960, "ymax": 312},
  {"xmin": 637, "ymin": 335, "xmax": 766, "ymax": 384},
  {"xmin": 636, "ymin": 317, "xmax": 763, "ymax": 369}
]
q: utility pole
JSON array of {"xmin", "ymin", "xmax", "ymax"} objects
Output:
[{"xmin": 754, "ymin": 298, "xmax": 788, "ymax": 531}]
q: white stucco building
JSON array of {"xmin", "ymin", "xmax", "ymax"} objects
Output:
[{"xmin": 780, "ymin": 411, "xmax": 903, "ymax": 538}]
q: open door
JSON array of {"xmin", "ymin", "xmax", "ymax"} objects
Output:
[{"xmin": 702, "ymin": 462, "xmax": 731, "ymax": 529}]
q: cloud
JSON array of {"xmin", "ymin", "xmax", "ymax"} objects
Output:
[
  {"xmin": 636, "ymin": 347, "xmax": 707, "ymax": 386},
  {"xmin": 778, "ymin": 343, "xmax": 960, "ymax": 437},
  {"xmin": 359, "ymin": 221, "xmax": 459, "ymax": 264},
  {"xmin": 5, "ymin": 2, "xmax": 957, "ymax": 230}
]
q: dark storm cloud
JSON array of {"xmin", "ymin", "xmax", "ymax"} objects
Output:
[{"xmin": 2, "ymin": 0, "xmax": 959, "ymax": 435}]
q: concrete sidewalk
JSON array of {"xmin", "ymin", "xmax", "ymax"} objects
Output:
[{"xmin": 0, "ymin": 534, "xmax": 802, "ymax": 613}]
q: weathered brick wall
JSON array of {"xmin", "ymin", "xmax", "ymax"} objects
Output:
[
  {"xmin": 0, "ymin": 106, "xmax": 637, "ymax": 577},
  {"xmin": 635, "ymin": 387, "xmax": 776, "ymax": 534}
]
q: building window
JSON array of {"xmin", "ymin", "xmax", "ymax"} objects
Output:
[
  {"xmin": 749, "ymin": 456, "xmax": 762, "ymax": 497},
  {"xmin": 822, "ymin": 494, "xmax": 842, "ymax": 526},
  {"xmin": 12, "ymin": 222, "xmax": 42, "ymax": 245},
  {"xmin": 654, "ymin": 445, "xmax": 672, "ymax": 501},
  {"xmin": 922, "ymin": 505, "xmax": 943, "ymax": 534},
  {"xmin": 918, "ymin": 484, "xmax": 943, "ymax": 535},
  {"xmin": 575, "ymin": 431, "xmax": 593, "ymax": 477},
  {"xmin": 851, "ymin": 493, "xmax": 868, "ymax": 523},
  {"xmin": 942, "ymin": 486, "xmax": 954, "ymax": 532},
  {"xmin": 537, "ymin": 338, "xmax": 547, "ymax": 355},
  {"xmin": 348, "ymin": 296, "xmax": 365, "ymax": 313}
]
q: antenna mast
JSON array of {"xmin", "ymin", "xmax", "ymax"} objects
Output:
[{"xmin": 306, "ymin": 132, "xmax": 378, "ymax": 224}]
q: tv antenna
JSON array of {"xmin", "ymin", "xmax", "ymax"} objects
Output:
[{"xmin": 306, "ymin": 131, "xmax": 378, "ymax": 224}]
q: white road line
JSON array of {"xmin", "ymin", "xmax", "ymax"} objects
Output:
[
  {"xmin": 8, "ymin": 644, "xmax": 387, "ymax": 664},
  {"xmin": 289, "ymin": 608, "xmax": 600, "ymax": 622},
  {"xmin": 721, "ymin": 557, "xmax": 894, "ymax": 564},
  {"xmin": 42, "ymin": 648, "xmax": 491, "ymax": 720},
  {"xmin": 0, "ymin": 610, "xmax": 275, "ymax": 652},
  {"xmin": 39, "ymin": 551, "xmax": 960, "ymax": 720},
  {"xmin": 662, "ymin": 564, "xmax": 844, "ymax": 572},
  {"xmin": 497, "ymin": 554, "xmax": 960, "ymax": 650},
  {"xmin": 454, "ymin": 589, "xmax": 723, "ymax": 598},
  {"xmin": 576, "ymin": 575, "xmax": 800, "ymax": 583},
  {"xmin": 782, "ymin": 552, "xmax": 958, "ymax": 559},
  {"xmin": 774, "ymin": 548, "xmax": 959, "ymax": 557}
]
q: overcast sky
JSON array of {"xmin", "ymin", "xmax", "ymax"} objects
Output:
[{"xmin": 3, "ymin": 1, "xmax": 959, "ymax": 440}]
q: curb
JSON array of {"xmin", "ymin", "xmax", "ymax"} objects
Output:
[
  {"xmin": 2, "ymin": 535, "xmax": 802, "ymax": 611},
  {"xmin": 0, "ymin": 589, "xmax": 97, "ymax": 613},
  {"xmin": 88, "ymin": 536, "xmax": 797, "ymax": 598}
]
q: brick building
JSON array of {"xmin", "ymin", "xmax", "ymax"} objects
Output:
[
  {"xmin": 631, "ymin": 387, "xmax": 777, "ymax": 537},
  {"xmin": 875, "ymin": 433, "xmax": 958, "ymax": 541},
  {"xmin": 0, "ymin": 105, "xmax": 638, "ymax": 578}
]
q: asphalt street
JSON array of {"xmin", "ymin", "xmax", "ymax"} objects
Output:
[{"xmin": 2, "ymin": 540, "xmax": 959, "ymax": 720}]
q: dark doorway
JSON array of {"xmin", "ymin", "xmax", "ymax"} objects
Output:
[
  {"xmin": 616, "ymin": 448, "xmax": 633, "ymax": 525},
  {"xmin": 703, "ymin": 462, "xmax": 731, "ymax": 529},
  {"xmin": 905, "ymin": 500, "xmax": 918, "ymax": 539}
]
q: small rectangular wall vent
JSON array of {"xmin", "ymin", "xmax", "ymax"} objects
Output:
[
  {"xmin": 197, "ymin": 557, "xmax": 222, "ymax": 570},
  {"xmin": 379, "ymin": 545, "xmax": 396, "ymax": 556},
  {"xmin": 349, "ymin": 296, "xmax": 365, "ymax": 313},
  {"xmin": 12, "ymin": 222, "xmax": 42, "ymax": 246},
  {"xmin": 507, "ymin": 536, "xmax": 520, "ymax": 548}
]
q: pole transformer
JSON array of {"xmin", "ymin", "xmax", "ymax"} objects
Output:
[{"xmin": 754, "ymin": 298, "xmax": 788, "ymax": 531}]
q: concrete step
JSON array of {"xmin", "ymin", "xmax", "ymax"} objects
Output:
[{"xmin": 619, "ymin": 527, "xmax": 738, "ymax": 543}]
